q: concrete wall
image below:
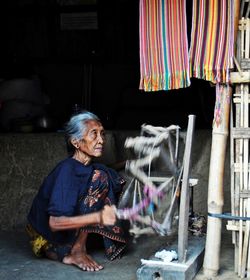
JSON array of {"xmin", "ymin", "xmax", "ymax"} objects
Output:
[{"xmin": 0, "ymin": 129, "xmax": 231, "ymax": 232}]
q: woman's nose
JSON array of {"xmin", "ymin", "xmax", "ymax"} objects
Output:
[{"xmin": 97, "ymin": 134, "xmax": 104, "ymax": 144}]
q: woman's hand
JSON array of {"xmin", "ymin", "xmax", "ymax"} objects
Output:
[{"xmin": 100, "ymin": 205, "xmax": 117, "ymax": 226}]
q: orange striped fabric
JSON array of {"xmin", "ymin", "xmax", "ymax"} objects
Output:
[
  {"xmin": 139, "ymin": 0, "xmax": 190, "ymax": 91},
  {"xmin": 189, "ymin": 0, "xmax": 235, "ymax": 84}
]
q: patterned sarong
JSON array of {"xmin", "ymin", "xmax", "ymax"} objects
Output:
[
  {"xmin": 189, "ymin": 0, "xmax": 235, "ymax": 84},
  {"xmin": 79, "ymin": 169, "xmax": 126, "ymax": 261},
  {"xmin": 139, "ymin": 0, "xmax": 190, "ymax": 91}
]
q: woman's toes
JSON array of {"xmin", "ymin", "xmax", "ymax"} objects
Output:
[
  {"xmin": 86, "ymin": 256, "xmax": 103, "ymax": 271},
  {"xmin": 86, "ymin": 266, "xmax": 94, "ymax": 272},
  {"xmin": 63, "ymin": 252, "xmax": 103, "ymax": 272},
  {"xmin": 78, "ymin": 263, "xmax": 85, "ymax": 270}
]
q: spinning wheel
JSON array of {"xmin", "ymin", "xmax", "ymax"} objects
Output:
[{"xmin": 117, "ymin": 115, "xmax": 196, "ymax": 249}]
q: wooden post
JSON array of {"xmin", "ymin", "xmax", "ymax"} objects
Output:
[
  {"xmin": 178, "ymin": 114, "xmax": 196, "ymax": 263},
  {"xmin": 203, "ymin": 1, "xmax": 240, "ymax": 277},
  {"xmin": 203, "ymin": 85, "xmax": 232, "ymax": 277}
]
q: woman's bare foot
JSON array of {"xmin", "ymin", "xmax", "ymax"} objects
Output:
[
  {"xmin": 63, "ymin": 252, "xmax": 103, "ymax": 271},
  {"xmin": 63, "ymin": 231, "xmax": 103, "ymax": 271},
  {"xmin": 62, "ymin": 230, "xmax": 103, "ymax": 271}
]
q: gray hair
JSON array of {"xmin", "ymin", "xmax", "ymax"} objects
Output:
[{"xmin": 65, "ymin": 110, "xmax": 100, "ymax": 154}]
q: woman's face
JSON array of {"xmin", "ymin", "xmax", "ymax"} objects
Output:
[{"xmin": 78, "ymin": 120, "xmax": 105, "ymax": 158}]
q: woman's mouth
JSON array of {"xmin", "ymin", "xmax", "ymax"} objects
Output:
[{"xmin": 94, "ymin": 147, "xmax": 103, "ymax": 152}]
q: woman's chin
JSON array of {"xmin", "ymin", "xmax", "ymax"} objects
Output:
[{"xmin": 93, "ymin": 151, "xmax": 103, "ymax": 157}]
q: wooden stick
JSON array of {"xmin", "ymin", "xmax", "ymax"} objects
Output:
[
  {"xmin": 161, "ymin": 166, "xmax": 183, "ymax": 232},
  {"xmin": 230, "ymin": 97, "xmax": 236, "ymax": 255},
  {"xmin": 233, "ymin": 56, "xmax": 244, "ymax": 76},
  {"xmin": 177, "ymin": 115, "xmax": 196, "ymax": 263},
  {"xmin": 238, "ymin": 85, "xmax": 244, "ymax": 276},
  {"xmin": 245, "ymin": 85, "xmax": 250, "ymax": 278},
  {"xmin": 240, "ymin": 84, "xmax": 249, "ymax": 278},
  {"xmin": 244, "ymin": 18, "xmax": 250, "ymax": 278},
  {"xmin": 234, "ymin": 86, "xmax": 241, "ymax": 274}
]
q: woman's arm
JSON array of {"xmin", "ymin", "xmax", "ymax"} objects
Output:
[{"xmin": 49, "ymin": 205, "xmax": 116, "ymax": 232}]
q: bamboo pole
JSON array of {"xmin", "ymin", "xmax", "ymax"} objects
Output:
[
  {"xmin": 245, "ymin": 18, "xmax": 250, "ymax": 277},
  {"xmin": 238, "ymin": 84, "xmax": 244, "ymax": 276},
  {"xmin": 203, "ymin": 1, "xmax": 240, "ymax": 277},
  {"xmin": 241, "ymin": 84, "xmax": 250, "ymax": 278},
  {"xmin": 232, "ymin": 22, "xmax": 243, "ymax": 272},
  {"xmin": 203, "ymin": 85, "xmax": 232, "ymax": 277},
  {"xmin": 231, "ymin": 88, "xmax": 240, "ymax": 274},
  {"xmin": 246, "ymin": 86, "xmax": 250, "ymax": 278}
]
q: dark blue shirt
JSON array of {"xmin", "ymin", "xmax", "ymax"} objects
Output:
[{"xmin": 27, "ymin": 157, "xmax": 123, "ymax": 245}]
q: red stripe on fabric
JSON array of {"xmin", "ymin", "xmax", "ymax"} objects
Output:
[
  {"xmin": 189, "ymin": 0, "xmax": 199, "ymax": 68},
  {"xmin": 195, "ymin": 0, "xmax": 205, "ymax": 74},
  {"xmin": 199, "ymin": 0, "xmax": 209, "ymax": 76},
  {"xmin": 219, "ymin": 0, "xmax": 229, "ymax": 72},
  {"xmin": 212, "ymin": 0, "xmax": 221, "ymax": 72},
  {"xmin": 206, "ymin": 0, "xmax": 215, "ymax": 72}
]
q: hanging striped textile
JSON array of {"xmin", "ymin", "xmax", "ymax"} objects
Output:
[
  {"xmin": 139, "ymin": 0, "xmax": 190, "ymax": 92},
  {"xmin": 189, "ymin": 0, "xmax": 235, "ymax": 84}
]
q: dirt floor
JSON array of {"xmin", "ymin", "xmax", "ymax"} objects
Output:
[{"xmin": 0, "ymin": 229, "xmax": 242, "ymax": 280}]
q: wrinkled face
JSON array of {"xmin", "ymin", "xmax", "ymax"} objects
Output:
[{"xmin": 78, "ymin": 120, "xmax": 105, "ymax": 158}]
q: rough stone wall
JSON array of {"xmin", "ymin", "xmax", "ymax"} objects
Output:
[
  {"xmin": 0, "ymin": 133, "xmax": 67, "ymax": 231},
  {"xmin": 0, "ymin": 130, "xmax": 230, "ymax": 232}
]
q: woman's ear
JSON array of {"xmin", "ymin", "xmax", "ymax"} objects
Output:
[{"xmin": 71, "ymin": 139, "xmax": 79, "ymax": 149}]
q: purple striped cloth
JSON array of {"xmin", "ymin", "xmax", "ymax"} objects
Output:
[
  {"xmin": 189, "ymin": 0, "xmax": 235, "ymax": 84},
  {"xmin": 139, "ymin": 0, "xmax": 190, "ymax": 91}
]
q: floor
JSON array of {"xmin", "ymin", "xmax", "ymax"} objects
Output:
[{"xmin": 0, "ymin": 229, "xmax": 243, "ymax": 280}]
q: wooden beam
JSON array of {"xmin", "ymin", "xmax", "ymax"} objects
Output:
[
  {"xmin": 233, "ymin": 162, "xmax": 250, "ymax": 173},
  {"xmin": 240, "ymin": 190, "xmax": 250, "ymax": 198},
  {"xmin": 230, "ymin": 71, "xmax": 250, "ymax": 83},
  {"xmin": 231, "ymin": 128, "xmax": 250, "ymax": 138},
  {"xmin": 227, "ymin": 221, "xmax": 245, "ymax": 231},
  {"xmin": 241, "ymin": 59, "xmax": 250, "ymax": 70}
]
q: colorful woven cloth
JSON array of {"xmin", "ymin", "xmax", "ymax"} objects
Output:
[
  {"xmin": 189, "ymin": 0, "xmax": 235, "ymax": 84},
  {"xmin": 139, "ymin": 0, "xmax": 190, "ymax": 91}
]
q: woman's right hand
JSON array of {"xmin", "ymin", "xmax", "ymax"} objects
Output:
[{"xmin": 101, "ymin": 205, "xmax": 117, "ymax": 225}]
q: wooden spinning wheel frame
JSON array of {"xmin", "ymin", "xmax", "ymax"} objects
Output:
[{"xmin": 116, "ymin": 115, "xmax": 196, "ymax": 262}]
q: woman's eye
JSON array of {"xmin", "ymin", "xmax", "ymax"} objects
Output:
[
  {"xmin": 89, "ymin": 130, "xmax": 105, "ymax": 140},
  {"xmin": 91, "ymin": 131, "xmax": 97, "ymax": 138}
]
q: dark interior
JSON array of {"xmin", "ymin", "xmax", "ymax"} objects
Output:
[{"xmin": 0, "ymin": 0, "xmax": 215, "ymax": 132}]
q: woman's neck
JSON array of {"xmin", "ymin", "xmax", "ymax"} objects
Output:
[{"xmin": 72, "ymin": 151, "xmax": 91, "ymax": 165}]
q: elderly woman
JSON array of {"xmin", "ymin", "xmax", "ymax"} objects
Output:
[{"xmin": 27, "ymin": 111, "xmax": 126, "ymax": 271}]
